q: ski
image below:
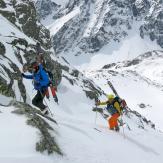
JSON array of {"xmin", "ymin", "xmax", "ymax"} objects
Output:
[
  {"xmin": 107, "ymin": 81, "xmax": 119, "ymax": 97},
  {"xmin": 94, "ymin": 128, "xmax": 102, "ymax": 132}
]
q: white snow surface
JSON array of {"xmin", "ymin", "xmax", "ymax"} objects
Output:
[{"xmin": 42, "ymin": 6, "xmax": 80, "ymax": 36}]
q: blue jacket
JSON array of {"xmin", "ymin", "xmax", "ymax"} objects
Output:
[{"xmin": 22, "ymin": 64, "xmax": 49, "ymax": 91}]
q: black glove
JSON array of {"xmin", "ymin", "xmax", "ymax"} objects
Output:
[{"xmin": 21, "ymin": 73, "xmax": 25, "ymax": 78}]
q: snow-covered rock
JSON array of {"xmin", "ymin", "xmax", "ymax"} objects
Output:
[{"xmin": 37, "ymin": 0, "xmax": 163, "ymax": 62}]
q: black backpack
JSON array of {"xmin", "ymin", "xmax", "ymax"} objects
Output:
[
  {"xmin": 47, "ymin": 70, "xmax": 54, "ymax": 81},
  {"xmin": 42, "ymin": 68, "xmax": 54, "ymax": 81}
]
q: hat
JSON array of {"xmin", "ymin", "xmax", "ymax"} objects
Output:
[{"xmin": 107, "ymin": 94, "xmax": 114, "ymax": 99}]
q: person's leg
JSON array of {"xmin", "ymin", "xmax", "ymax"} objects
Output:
[
  {"xmin": 108, "ymin": 113, "xmax": 120, "ymax": 130},
  {"xmin": 32, "ymin": 91, "xmax": 46, "ymax": 111},
  {"xmin": 108, "ymin": 116, "xmax": 115, "ymax": 130},
  {"xmin": 113, "ymin": 113, "xmax": 120, "ymax": 128},
  {"xmin": 45, "ymin": 88, "xmax": 50, "ymax": 99}
]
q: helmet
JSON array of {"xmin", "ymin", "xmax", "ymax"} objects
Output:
[{"xmin": 107, "ymin": 94, "xmax": 114, "ymax": 99}]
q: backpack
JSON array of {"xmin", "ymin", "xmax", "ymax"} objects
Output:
[
  {"xmin": 47, "ymin": 70, "xmax": 54, "ymax": 81},
  {"xmin": 113, "ymin": 96, "xmax": 127, "ymax": 112},
  {"xmin": 42, "ymin": 68, "xmax": 54, "ymax": 81},
  {"xmin": 106, "ymin": 96, "xmax": 127, "ymax": 114}
]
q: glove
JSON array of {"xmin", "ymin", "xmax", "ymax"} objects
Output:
[
  {"xmin": 21, "ymin": 73, "xmax": 25, "ymax": 78},
  {"xmin": 95, "ymin": 101, "xmax": 100, "ymax": 106}
]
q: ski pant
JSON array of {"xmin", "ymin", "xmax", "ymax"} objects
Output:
[
  {"xmin": 32, "ymin": 89, "xmax": 46, "ymax": 111},
  {"xmin": 108, "ymin": 113, "xmax": 120, "ymax": 129}
]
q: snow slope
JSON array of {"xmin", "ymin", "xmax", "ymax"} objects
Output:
[
  {"xmin": 1, "ymin": 74, "xmax": 163, "ymax": 163},
  {"xmin": 48, "ymin": 76, "xmax": 163, "ymax": 163},
  {"xmin": 44, "ymin": 6, "xmax": 80, "ymax": 36},
  {"xmin": 0, "ymin": 106, "xmax": 56, "ymax": 163},
  {"xmin": 85, "ymin": 51, "xmax": 163, "ymax": 131}
]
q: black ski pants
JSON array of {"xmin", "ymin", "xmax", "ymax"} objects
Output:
[{"xmin": 32, "ymin": 89, "xmax": 46, "ymax": 111}]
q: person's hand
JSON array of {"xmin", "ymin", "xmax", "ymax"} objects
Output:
[
  {"xmin": 21, "ymin": 73, "xmax": 25, "ymax": 78},
  {"xmin": 95, "ymin": 101, "xmax": 100, "ymax": 106},
  {"xmin": 22, "ymin": 64, "xmax": 28, "ymax": 72}
]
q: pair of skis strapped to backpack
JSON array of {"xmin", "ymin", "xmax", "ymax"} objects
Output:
[{"xmin": 107, "ymin": 81, "xmax": 127, "ymax": 111}]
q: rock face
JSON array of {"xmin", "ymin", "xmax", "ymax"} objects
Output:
[
  {"xmin": 0, "ymin": 0, "xmax": 104, "ymax": 113},
  {"xmin": 35, "ymin": 0, "xmax": 61, "ymax": 19},
  {"xmin": 0, "ymin": 0, "xmax": 62, "ymax": 102},
  {"xmin": 140, "ymin": 0, "xmax": 163, "ymax": 48},
  {"xmin": 0, "ymin": 0, "xmax": 51, "ymax": 49},
  {"xmin": 36, "ymin": 0, "xmax": 163, "ymax": 56},
  {"xmin": 11, "ymin": 101, "xmax": 62, "ymax": 155}
]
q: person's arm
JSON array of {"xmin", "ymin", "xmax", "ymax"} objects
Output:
[
  {"xmin": 22, "ymin": 73, "xmax": 33, "ymax": 79},
  {"xmin": 97, "ymin": 101, "xmax": 108, "ymax": 106}
]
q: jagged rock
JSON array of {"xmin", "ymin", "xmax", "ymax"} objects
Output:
[
  {"xmin": 0, "ymin": 0, "xmax": 51, "ymax": 49},
  {"xmin": 125, "ymin": 58, "xmax": 141, "ymax": 67},
  {"xmin": 63, "ymin": 75, "xmax": 74, "ymax": 85},
  {"xmin": 35, "ymin": 0, "xmax": 163, "ymax": 57},
  {"xmin": 35, "ymin": 0, "xmax": 61, "ymax": 19},
  {"xmin": 0, "ymin": 75, "xmax": 14, "ymax": 97},
  {"xmin": 0, "ymin": 10, "xmax": 16, "ymax": 24},
  {"xmin": 139, "ymin": 103, "xmax": 146, "ymax": 108},
  {"xmin": 103, "ymin": 63, "xmax": 116, "ymax": 69},
  {"xmin": 70, "ymin": 69, "xmax": 79, "ymax": 78},
  {"xmin": 83, "ymin": 79, "xmax": 103, "ymax": 101},
  {"xmin": 11, "ymin": 38, "xmax": 28, "ymax": 48},
  {"xmin": 11, "ymin": 101, "xmax": 62, "ymax": 155},
  {"xmin": 51, "ymin": 0, "xmax": 134, "ymax": 55},
  {"xmin": 0, "ymin": 0, "xmax": 6, "ymax": 8},
  {"xmin": 0, "ymin": 42, "xmax": 5, "ymax": 55},
  {"xmin": 0, "ymin": 0, "xmax": 62, "ymax": 103},
  {"xmin": 140, "ymin": 0, "xmax": 163, "ymax": 48}
]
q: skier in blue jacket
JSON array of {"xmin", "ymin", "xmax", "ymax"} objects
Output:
[{"xmin": 22, "ymin": 62, "xmax": 50, "ymax": 114}]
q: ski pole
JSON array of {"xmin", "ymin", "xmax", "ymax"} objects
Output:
[
  {"xmin": 39, "ymin": 90, "xmax": 54, "ymax": 117},
  {"xmin": 94, "ymin": 105, "xmax": 98, "ymax": 125},
  {"xmin": 94, "ymin": 99, "xmax": 98, "ymax": 125},
  {"xmin": 121, "ymin": 116, "xmax": 125, "ymax": 139}
]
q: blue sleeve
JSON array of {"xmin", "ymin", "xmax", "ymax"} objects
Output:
[{"xmin": 22, "ymin": 73, "xmax": 33, "ymax": 79}]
